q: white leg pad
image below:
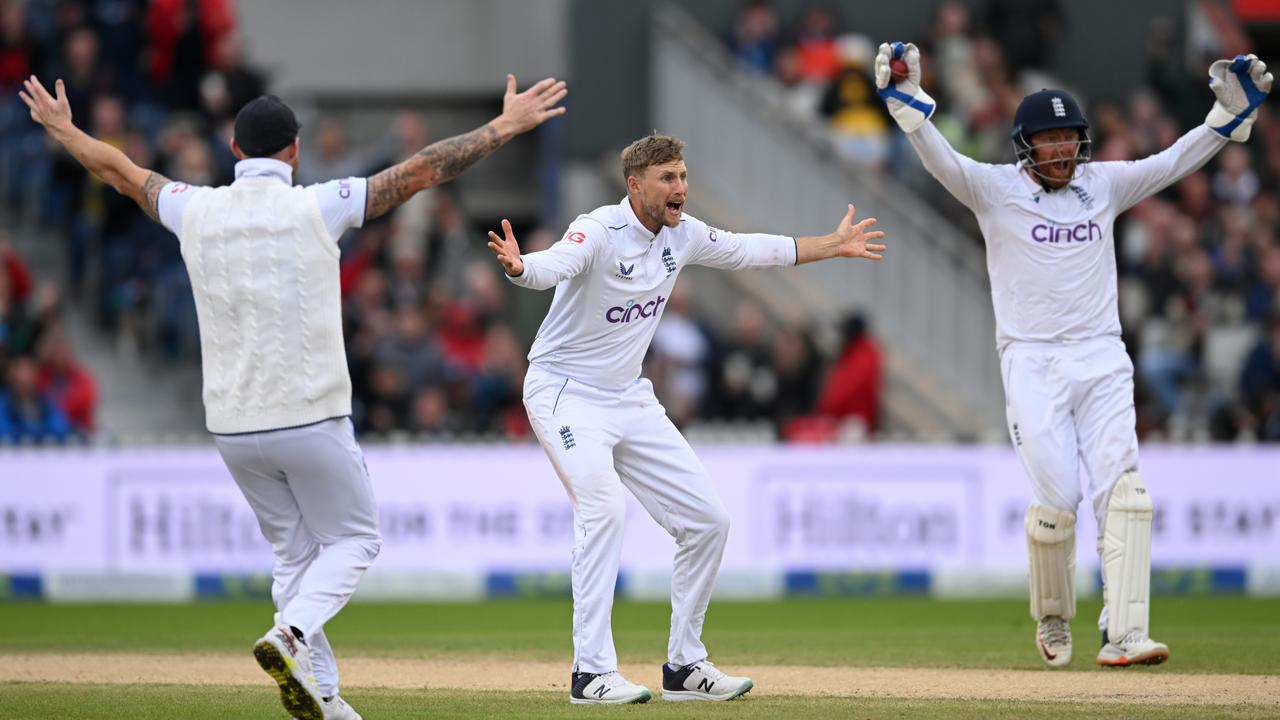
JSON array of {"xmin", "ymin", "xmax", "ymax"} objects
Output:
[
  {"xmin": 1026, "ymin": 503, "xmax": 1077, "ymax": 621},
  {"xmin": 1102, "ymin": 471, "xmax": 1152, "ymax": 640}
]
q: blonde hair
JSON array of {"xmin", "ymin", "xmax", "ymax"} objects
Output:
[{"xmin": 620, "ymin": 134, "xmax": 685, "ymax": 182}]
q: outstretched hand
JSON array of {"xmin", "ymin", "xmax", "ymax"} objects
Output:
[
  {"xmin": 18, "ymin": 75, "xmax": 73, "ymax": 134},
  {"xmin": 833, "ymin": 204, "xmax": 886, "ymax": 260},
  {"xmin": 1206, "ymin": 54, "xmax": 1272, "ymax": 141},
  {"xmin": 499, "ymin": 75, "xmax": 568, "ymax": 136},
  {"xmin": 487, "ymin": 219, "xmax": 525, "ymax": 277}
]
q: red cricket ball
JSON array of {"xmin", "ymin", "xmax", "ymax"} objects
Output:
[{"xmin": 890, "ymin": 58, "xmax": 909, "ymax": 81}]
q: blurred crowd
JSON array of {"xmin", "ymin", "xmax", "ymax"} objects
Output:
[
  {"xmin": 6, "ymin": 0, "xmax": 1275, "ymax": 444},
  {"xmin": 0, "ymin": 0, "xmax": 886, "ymax": 443},
  {"xmin": 728, "ymin": 0, "xmax": 1280, "ymax": 441},
  {"xmin": 0, "ymin": 234, "xmax": 93, "ymax": 442}
]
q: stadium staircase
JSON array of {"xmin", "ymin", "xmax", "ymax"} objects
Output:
[{"xmin": 648, "ymin": 4, "xmax": 1007, "ymax": 440}]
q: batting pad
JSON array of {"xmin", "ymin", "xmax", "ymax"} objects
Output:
[
  {"xmin": 1102, "ymin": 471, "xmax": 1153, "ymax": 640},
  {"xmin": 1025, "ymin": 503, "xmax": 1077, "ymax": 621}
]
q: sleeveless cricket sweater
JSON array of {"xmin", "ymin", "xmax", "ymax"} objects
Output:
[{"xmin": 178, "ymin": 177, "xmax": 352, "ymax": 434}]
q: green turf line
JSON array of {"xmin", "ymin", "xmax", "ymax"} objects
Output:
[{"xmin": 0, "ymin": 597, "xmax": 1276, "ymax": 674}]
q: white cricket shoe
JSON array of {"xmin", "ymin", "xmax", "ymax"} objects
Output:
[
  {"xmin": 253, "ymin": 623, "xmax": 325, "ymax": 720},
  {"xmin": 322, "ymin": 695, "xmax": 363, "ymax": 720},
  {"xmin": 661, "ymin": 659, "xmax": 753, "ymax": 701},
  {"xmin": 569, "ymin": 670, "xmax": 653, "ymax": 704},
  {"xmin": 1096, "ymin": 630, "xmax": 1170, "ymax": 667},
  {"xmin": 1035, "ymin": 615, "xmax": 1072, "ymax": 668}
]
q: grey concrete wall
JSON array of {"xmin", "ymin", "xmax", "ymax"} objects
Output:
[{"xmin": 236, "ymin": 0, "xmax": 568, "ymax": 97}]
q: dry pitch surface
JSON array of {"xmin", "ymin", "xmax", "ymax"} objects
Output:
[{"xmin": 1, "ymin": 654, "xmax": 1275, "ymax": 706}]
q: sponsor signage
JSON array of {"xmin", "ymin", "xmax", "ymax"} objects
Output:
[{"xmin": 2, "ymin": 446, "xmax": 1277, "ymax": 574}]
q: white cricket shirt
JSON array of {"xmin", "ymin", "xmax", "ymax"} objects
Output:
[
  {"xmin": 156, "ymin": 158, "xmax": 367, "ymax": 433},
  {"xmin": 908, "ymin": 121, "xmax": 1226, "ymax": 350},
  {"xmin": 510, "ymin": 196, "xmax": 797, "ymax": 389}
]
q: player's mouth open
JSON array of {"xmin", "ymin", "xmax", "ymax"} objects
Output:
[{"xmin": 666, "ymin": 201, "xmax": 683, "ymax": 215}]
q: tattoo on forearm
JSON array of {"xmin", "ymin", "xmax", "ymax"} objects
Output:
[
  {"xmin": 141, "ymin": 171, "xmax": 171, "ymax": 223},
  {"xmin": 364, "ymin": 124, "xmax": 503, "ymax": 221},
  {"xmin": 415, "ymin": 124, "xmax": 502, "ymax": 182}
]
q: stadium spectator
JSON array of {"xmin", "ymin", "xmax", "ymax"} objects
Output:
[
  {"xmin": 1240, "ymin": 313, "xmax": 1280, "ymax": 441},
  {"xmin": 770, "ymin": 324, "xmax": 821, "ymax": 433},
  {"xmin": 820, "ymin": 34, "xmax": 892, "ymax": 167},
  {"xmin": 0, "ymin": 354, "xmax": 72, "ymax": 442},
  {"xmin": 788, "ymin": 4, "xmax": 841, "ymax": 84},
  {"xmin": 35, "ymin": 327, "xmax": 95, "ymax": 433},
  {"xmin": 707, "ymin": 299, "xmax": 777, "ymax": 421},
  {"xmin": 0, "ymin": 233, "xmax": 31, "ymax": 303},
  {"xmin": 649, "ymin": 283, "xmax": 714, "ymax": 428},
  {"xmin": 816, "ymin": 313, "xmax": 882, "ymax": 434},
  {"xmin": 982, "ymin": 0, "xmax": 1065, "ymax": 72},
  {"xmin": 729, "ymin": 0, "xmax": 781, "ymax": 75}
]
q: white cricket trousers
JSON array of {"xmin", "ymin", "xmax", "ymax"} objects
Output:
[
  {"xmin": 523, "ymin": 364, "xmax": 730, "ymax": 673},
  {"xmin": 1000, "ymin": 336, "xmax": 1140, "ymax": 525},
  {"xmin": 214, "ymin": 417, "xmax": 381, "ymax": 698}
]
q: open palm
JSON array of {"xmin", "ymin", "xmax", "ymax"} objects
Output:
[
  {"xmin": 487, "ymin": 219, "xmax": 524, "ymax": 276},
  {"xmin": 834, "ymin": 204, "xmax": 887, "ymax": 260}
]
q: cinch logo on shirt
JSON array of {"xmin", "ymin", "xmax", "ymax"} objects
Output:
[
  {"xmin": 605, "ymin": 295, "xmax": 667, "ymax": 324},
  {"xmin": 1031, "ymin": 221, "xmax": 1101, "ymax": 244}
]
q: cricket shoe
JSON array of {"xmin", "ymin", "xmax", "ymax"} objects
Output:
[
  {"xmin": 1035, "ymin": 615, "xmax": 1072, "ymax": 668},
  {"xmin": 662, "ymin": 659, "xmax": 753, "ymax": 701},
  {"xmin": 1096, "ymin": 630, "xmax": 1170, "ymax": 667},
  {"xmin": 569, "ymin": 670, "xmax": 653, "ymax": 704},
  {"xmin": 320, "ymin": 695, "xmax": 362, "ymax": 720},
  {"xmin": 253, "ymin": 623, "xmax": 325, "ymax": 720}
]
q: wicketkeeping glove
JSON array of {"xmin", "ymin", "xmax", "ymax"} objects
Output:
[
  {"xmin": 874, "ymin": 41, "xmax": 936, "ymax": 133},
  {"xmin": 1206, "ymin": 53, "xmax": 1272, "ymax": 142}
]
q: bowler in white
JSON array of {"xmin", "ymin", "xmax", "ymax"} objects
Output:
[
  {"xmin": 875, "ymin": 41, "xmax": 1271, "ymax": 668},
  {"xmin": 20, "ymin": 73, "xmax": 567, "ymax": 720},
  {"xmin": 486, "ymin": 134, "xmax": 887, "ymax": 704}
]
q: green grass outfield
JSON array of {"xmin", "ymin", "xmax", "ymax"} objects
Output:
[{"xmin": 1, "ymin": 596, "xmax": 1278, "ymax": 719}]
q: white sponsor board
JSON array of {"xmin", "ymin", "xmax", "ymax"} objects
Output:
[{"xmin": 2, "ymin": 445, "xmax": 1278, "ymax": 575}]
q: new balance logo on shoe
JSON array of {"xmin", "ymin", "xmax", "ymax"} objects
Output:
[
  {"xmin": 661, "ymin": 660, "xmax": 752, "ymax": 702},
  {"xmin": 570, "ymin": 671, "xmax": 652, "ymax": 705},
  {"xmin": 559, "ymin": 426, "xmax": 576, "ymax": 450}
]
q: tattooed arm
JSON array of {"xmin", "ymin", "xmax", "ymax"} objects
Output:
[
  {"xmin": 19, "ymin": 75, "xmax": 169, "ymax": 222},
  {"xmin": 365, "ymin": 74, "xmax": 567, "ymax": 221}
]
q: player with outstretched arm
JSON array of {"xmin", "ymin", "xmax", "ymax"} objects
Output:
[
  {"xmin": 19, "ymin": 73, "xmax": 566, "ymax": 719},
  {"xmin": 487, "ymin": 134, "xmax": 886, "ymax": 704},
  {"xmin": 875, "ymin": 41, "xmax": 1271, "ymax": 667}
]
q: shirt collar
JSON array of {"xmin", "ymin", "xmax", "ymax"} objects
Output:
[
  {"xmin": 1016, "ymin": 161, "xmax": 1048, "ymax": 196},
  {"xmin": 234, "ymin": 157, "xmax": 294, "ymax": 184},
  {"xmin": 618, "ymin": 196, "xmax": 657, "ymax": 240}
]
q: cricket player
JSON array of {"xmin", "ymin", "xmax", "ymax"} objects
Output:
[
  {"xmin": 875, "ymin": 41, "xmax": 1271, "ymax": 667},
  {"xmin": 20, "ymin": 74, "xmax": 566, "ymax": 719},
  {"xmin": 486, "ymin": 134, "xmax": 886, "ymax": 703}
]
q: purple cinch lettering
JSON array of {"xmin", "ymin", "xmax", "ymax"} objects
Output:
[
  {"xmin": 1032, "ymin": 225, "xmax": 1048, "ymax": 242},
  {"xmin": 603, "ymin": 295, "xmax": 667, "ymax": 324}
]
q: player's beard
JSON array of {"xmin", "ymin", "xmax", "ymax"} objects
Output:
[
  {"xmin": 1042, "ymin": 158, "xmax": 1076, "ymax": 186},
  {"xmin": 646, "ymin": 196, "xmax": 682, "ymax": 228}
]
